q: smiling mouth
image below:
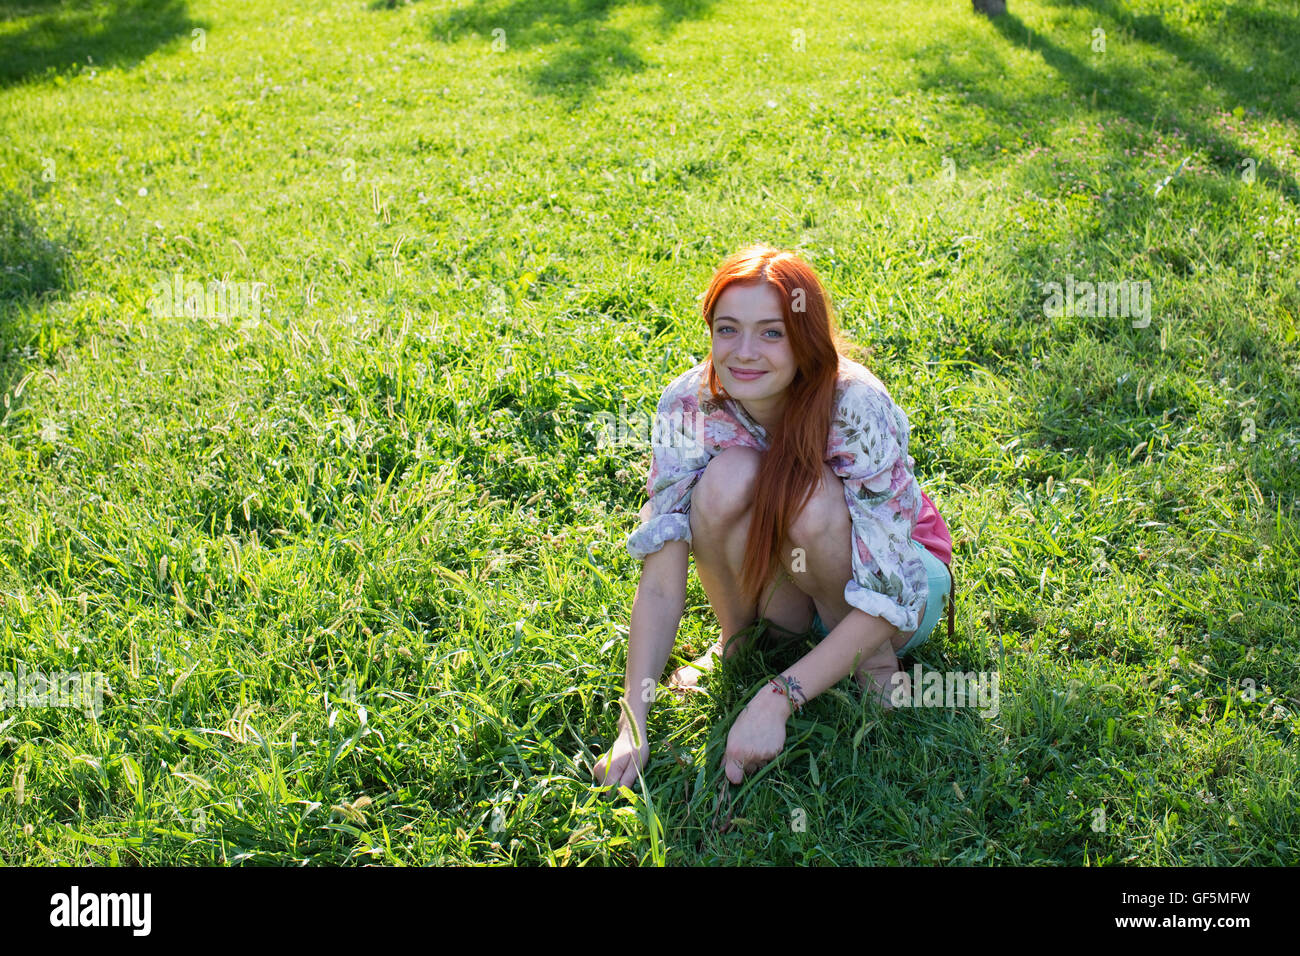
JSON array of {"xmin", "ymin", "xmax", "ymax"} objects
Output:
[{"xmin": 729, "ymin": 367, "xmax": 766, "ymax": 376}]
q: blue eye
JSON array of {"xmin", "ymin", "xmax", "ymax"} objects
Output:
[{"xmin": 714, "ymin": 325, "xmax": 783, "ymax": 338}]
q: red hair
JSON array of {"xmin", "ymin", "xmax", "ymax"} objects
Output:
[{"xmin": 699, "ymin": 244, "xmax": 854, "ymax": 612}]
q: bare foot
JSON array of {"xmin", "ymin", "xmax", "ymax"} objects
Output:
[
  {"xmin": 667, "ymin": 635, "xmax": 741, "ymax": 693},
  {"xmin": 853, "ymin": 646, "xmax": 905, "ymax": 710}
]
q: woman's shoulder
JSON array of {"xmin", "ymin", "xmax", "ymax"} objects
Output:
[
  {"xmin": 827, "ymin": 353, "xmax": 912, "ymax": 461},
  {"xmin": 660, "ymin": 358, "xmax": 712, "ymax": 395},
  {"xmin": 832, "ymin": 353, "xmax": 896, "ymax": 413},
  {"xmin": 656, "ymin": 359, "xmax": 711, "ymax": 409}
]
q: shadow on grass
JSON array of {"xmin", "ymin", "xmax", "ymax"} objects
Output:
[
  {"xmin": 378, "ymin": 0, "xmax": 715, "ymax": 105},
  {"xmin": 0, "ymin": 188, "xmax": 77, "ymax": 387},
  {"xmin": 0, "ymin": 0, "xmax": 200, "ymax": 89},
  {"xmin": 1045, "ymin": 0, "xmax": 1300, "ymax": 122},
  {"xmin": 995, "ymin": 11, "xmax": 1298, "ymax": 203},
  {"xmin": 903, "ymin": 5, "xmax": 1299, "ymax": 481},
  {"xmin": 910, "ymin": 7, "xmax": 1298, "ymax": 202}
]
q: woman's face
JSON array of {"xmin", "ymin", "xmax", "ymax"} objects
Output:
[{"xmin": 710, "ymin": 281, "xmax": 798, "ymax": 431}]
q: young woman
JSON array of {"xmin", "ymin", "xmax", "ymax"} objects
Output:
[{"xmin": 593, "ymin": 244, "xmax": 954, "ymax": 790}]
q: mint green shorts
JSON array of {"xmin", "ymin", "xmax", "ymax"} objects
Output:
[{"xmin": 810, "ymin": 538, "xmax": 951, "ymax": 657}]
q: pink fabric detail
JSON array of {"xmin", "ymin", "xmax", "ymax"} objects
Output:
[{"xmin": 913, "ymin": 490, "xmax": 953, "ymax": 566}]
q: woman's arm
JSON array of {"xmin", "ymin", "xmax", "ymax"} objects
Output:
[
  {"xmin": 602, "ymin": 369, "xmax": 708, "ymax": 787},
  {"xmin": 722, "ymin": 609, "xmax": 896, "ymax": 783},
  {"xmin": 771, "ymin": 609, "xmax": 895, "ymax": 709},
  {"xmin": 623, "ymin": 539, "xmax": 688, "ymax": 727},
  {"xmin": 593, "ymin": 538, "xmax": 688, "ymax": 788}
]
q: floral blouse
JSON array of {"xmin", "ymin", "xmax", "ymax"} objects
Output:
[{"xmin": 624, "ymin": 354, "xmax": 953, "ymax": 635}]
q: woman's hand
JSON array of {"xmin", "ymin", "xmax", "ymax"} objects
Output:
[
  {"xmin": 723, "ymin": 686, "xmax": 790, "ymax": 784},
  {"xmin": 592, "ymin": 716, "xmax": 651, "ymax": 791}
]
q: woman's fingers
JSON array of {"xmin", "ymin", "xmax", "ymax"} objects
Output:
[
  {"xmin": 726, "ymin": 757, "xmax": 746, "ymax": 785},
  {"xmin": 724, "ymin": 725, "xmax": 745, "ymax": 782},
  {"xmin": 724, "ymin": 700, "xmax": 787, "ymax": 785},
  {"xmin": 725, "ymin": 744, "xmax": 767, "ymax": 784},
  {"xmin": 618, "ymin": 759, "xmax": 642, "ymax": 790},
  {"xmin": 596, "ymin": 750, "xmax": 633, "ymax": 787},
  {"xmin": 725, "ymin": 754, "xmax": 765, "ymax": 785},
  {"xmin": 593, "ymin": 748, "xmax": 645, "ymax": 792},
  {"xmin": 594, "ymin": 723, "xmax": 651, "ymax": 793}
]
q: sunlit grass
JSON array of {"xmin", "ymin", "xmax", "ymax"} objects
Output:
[{"xmin": 0, "ymin": 0, "xmax": 1296, "ymax": 865}]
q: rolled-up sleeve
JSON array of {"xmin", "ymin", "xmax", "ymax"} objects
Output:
[
  {"xmin": 625, "ymin": 390, "xmax": 710, "ymax": 561},
  {"xmin": 829, "ymin": 386, "xmax": 929, "ymax": 634}
]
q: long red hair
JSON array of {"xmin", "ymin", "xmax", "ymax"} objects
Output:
[{"xmin": 699, "ymin": 244, "xmax": 855, "ymax": 612}]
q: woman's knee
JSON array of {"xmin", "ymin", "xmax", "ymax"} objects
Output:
[
  {"xmin": 787, "ymin": 464, "xmax": 851, "ymax": 547},
  {"xmin": 692, "ymin": 446, "xmax": 761, "ymax": 529}
]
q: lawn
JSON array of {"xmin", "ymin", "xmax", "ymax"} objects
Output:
[{"xmin": 0, "ymin": 0, "xmax": 1296, "ymax": 865}]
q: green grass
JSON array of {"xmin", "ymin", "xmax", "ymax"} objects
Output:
[{"xmin": 0, "ymin": 0, "xmax": 1296, "ymax": 865}]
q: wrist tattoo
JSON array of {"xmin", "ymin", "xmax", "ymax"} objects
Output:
[{"xmin": 768, "ymin": 675, "xmax": 806, "ymax": 713}]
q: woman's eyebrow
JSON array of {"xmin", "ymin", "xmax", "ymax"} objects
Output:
[{"xmin": 713, "ymin": 316, "xmax": 785, "ymax": 324}]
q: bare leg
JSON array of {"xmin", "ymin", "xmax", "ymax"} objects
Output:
[
  {"xmin": 669, "ymin": 447, "xmax": 814, "ymax": 690},
  {"xmin": 778, "ymin": 462, "xmax": 928, "ymax": 708}
]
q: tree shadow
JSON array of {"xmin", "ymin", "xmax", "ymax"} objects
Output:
[
  {"xmin": 386, "ymin": 0, "xmax": 715, "ymax": 106},
  {"xmin": 983, "ymin": 10, "xmax": 1298, "ymax": 477},
  {"xmin": 987, "ymin": 11, "xmax": 1299, "ymax": 203},
  {"xmin": 0, "ymin": 190, "xmax": 71, "ymax": 301},
  {"xmin": 909, "ymin": 6, "xmax": 1298, "ymax": 205},
  {"xmin": 0, "ymin": 0, "xmax": 200, "ymax": 89},
  {"xmin": 0, "ymin": 188, "xmax": 77, "ymax": 389},
  {"xmin": 1044, "ymin": 0, "xmax": 1300, "ymax": 122},
  {"xmin": 903, "ymin": 8, "xmax": 1298, "ymax": 489}
]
